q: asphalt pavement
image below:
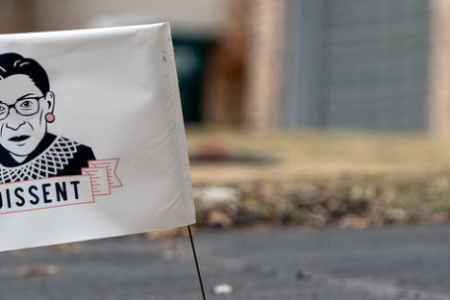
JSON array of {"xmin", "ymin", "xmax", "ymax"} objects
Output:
[{"xmin": 0, "ymin": 224, "xmax": 450, "ymax": 300}]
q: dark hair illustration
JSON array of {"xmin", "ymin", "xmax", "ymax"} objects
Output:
[
  {"xmin": 0, "ymin": 52, "xmax": 50, "ymax": 95},
  {"xmin": 0, "ymin": 52, "xmax": 96, "ymax": 182}
]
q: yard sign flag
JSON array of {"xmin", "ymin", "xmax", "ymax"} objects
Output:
[{"xmin": 0, "ymin": 23, "xmax": 195, "ymax": 252}]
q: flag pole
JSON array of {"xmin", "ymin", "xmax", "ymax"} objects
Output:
[{"xmin": 187, "ymin": 226, "xmax": 207, "ymax": 300}]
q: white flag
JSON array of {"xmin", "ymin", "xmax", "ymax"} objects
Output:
[{"xmin": 0, "ymin": 23, "xmax": 195, "ymax": 252}]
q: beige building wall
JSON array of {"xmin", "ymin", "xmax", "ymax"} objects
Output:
[
  {"xmin": 242, "ymin": 0, "xmax": 286, "ymax": 129},
  {"xmin": 429, "ymin": 0, "xmax": 450, "ymax": 138},
  {"xmin": 0, "ymin": 0, "xmax": 225, "ymax": 35},
  {"xmin": 0, "ymin": 0, "xmax": 38, "ymax": 34},
  {"xmin": 0, "ymin": 0, "xmax": 287, "ymax": 129}
]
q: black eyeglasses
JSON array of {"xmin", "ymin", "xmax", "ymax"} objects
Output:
[{"xmin": 0, "ymin": 96, "xmax": 44, "ymax": 120}]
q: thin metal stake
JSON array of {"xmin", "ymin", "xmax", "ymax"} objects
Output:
[{"xmin": 188, "ymin": 225, "xmax": 207, "ymax": 300}]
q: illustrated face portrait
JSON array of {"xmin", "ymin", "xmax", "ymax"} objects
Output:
[{"xmin": 0, "ymin": 74, "xmax": 54, "ymax": 157}]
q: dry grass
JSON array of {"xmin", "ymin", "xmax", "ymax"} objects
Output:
[
  {"xmin": 186, "ymin": 127, "xmax": 450, "ymax": 228},
  {"xmin": 187, "ymin": 127, "xmax": 450, "ymax": 183}
]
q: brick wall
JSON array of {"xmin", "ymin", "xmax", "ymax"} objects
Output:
[
  {"xmin": 202, "ymin": 0, "xmax": 287, "ymax": 128},
  {"xmin": 202, "ymin": 0, "xmax": 249, "ymax": 125},
  {"xmin": 242, "ymin": 0, "xmax": 286, "ymax": 129},
  {"xmin": 429, "ymin": 0, "xmax": 450, "ymax": 137}
]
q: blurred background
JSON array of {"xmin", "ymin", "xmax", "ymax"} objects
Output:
[{"xmin": 3, "ymin": 0, "xmax": 450, "ymax": 229}]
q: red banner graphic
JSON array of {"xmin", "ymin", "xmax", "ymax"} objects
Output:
[{"xmin": 82, "ymin": 158, "xmax": 122, "ymax": 197}]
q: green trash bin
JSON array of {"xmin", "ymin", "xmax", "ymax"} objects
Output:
[{"xmin": 172, "ymin": 36, "xmax": 211, "ymax": 123}]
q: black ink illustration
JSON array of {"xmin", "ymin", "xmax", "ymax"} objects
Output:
[{"xmin": 0, "ymin": 53, "xmax": 95, "ymax": 183}]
